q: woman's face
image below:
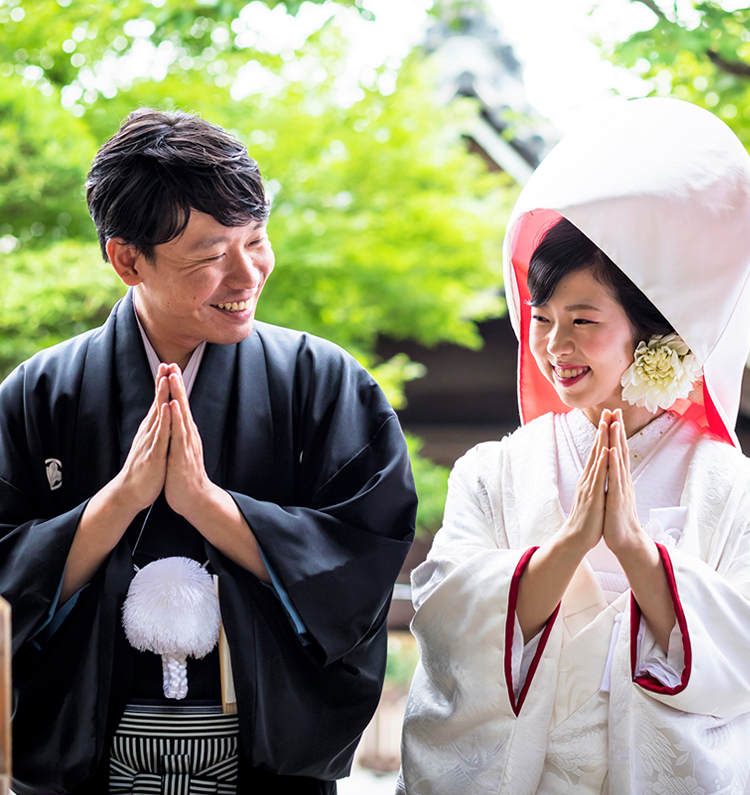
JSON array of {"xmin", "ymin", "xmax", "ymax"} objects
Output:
[{"xmin": 529, "ymin": 267, "xmax": 638, "ymax": 418}]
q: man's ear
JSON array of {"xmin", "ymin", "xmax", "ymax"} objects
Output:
[{"xmin": 106, "ymin": 239, "xmax": 145, "ymax": 287}]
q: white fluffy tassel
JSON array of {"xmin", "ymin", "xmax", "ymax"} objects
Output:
[{"xmin": 122, "ymin": 557, "xmax": 220, "ymax": 700}]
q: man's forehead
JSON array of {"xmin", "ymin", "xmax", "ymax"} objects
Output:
[{"xmin": 177, "ymin": 213, "xmax": 267, "ymax": 251}]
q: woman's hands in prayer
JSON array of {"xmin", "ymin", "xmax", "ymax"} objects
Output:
[
  {"xmin": 517, "ymin": 408, "xmax": 676, "ymax": 651},
  {"xmin": 560, "ymin": 411, "xmax": 610, "ymax": 555}
]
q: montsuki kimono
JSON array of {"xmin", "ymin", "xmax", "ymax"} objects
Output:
[
  {"xmin": 0, "ymin": 290, "xmax": 417, "ymax": 794},
  {"xmin": 399, "ymin": 99, "xmax": 750, "ymax": 794}
]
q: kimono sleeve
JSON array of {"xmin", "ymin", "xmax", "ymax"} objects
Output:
[
  {"xmin": 0, "ymin": 361, "xmax": 89, "ymax": 654},
  {"xmin": 399, "ymin": 443, "xmax": 563, "ymax": 795},
  {"xmin": 629, "ymin": 542, "xmax": 750, "ymax": 718},
  {"xmin": 628, "ymin": 451, "xmax": 750, "ymax": 718},
  {"xmin": 224, "ymin": 336, "xmax": 417, "ymax": 666},
  {"xmin": 227, "ymin": 413, "xmax": 414, "ymax": 663}
]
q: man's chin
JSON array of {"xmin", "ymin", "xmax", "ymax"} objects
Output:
[{"xmin": 207, "ymin": 318, "xmax": 256, "ymax": 346}]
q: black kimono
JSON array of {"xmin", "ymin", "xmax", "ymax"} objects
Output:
[{"xmin": 0, "ymin": 291, "xmax": 416, "ymax": 794}]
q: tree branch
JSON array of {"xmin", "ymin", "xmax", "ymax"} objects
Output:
[
  {"xmin": 706, "ymin": 49, "xmax": 750, "ymax": 78},
  {"xmin": 629, "ymin": 0, "xmax": 668, "ymax": 22}
]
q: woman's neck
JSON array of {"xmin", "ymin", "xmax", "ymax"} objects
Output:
[{"xmin": 582, "ymin": 404, "xmax": 665, "ymax": 438}]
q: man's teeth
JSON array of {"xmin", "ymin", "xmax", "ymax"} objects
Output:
[
  {"xmin": 555, "ymin": 366, "xmax": 589, "ymax": 379},
  {"xmin": 215, "ymin": 301, "xmax": 249, "ymax": 312}
]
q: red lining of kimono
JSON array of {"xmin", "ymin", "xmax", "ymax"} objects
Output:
[
  {"xmin": 629, "ymin": 542, "xmax": 692, "ymax": 694},
  {"xmin": 505, "ymin": 546, "xmax": 561, "ymax": 716}
]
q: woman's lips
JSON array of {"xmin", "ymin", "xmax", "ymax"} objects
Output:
[{"xmin": 552, "ymin": 365, "xmax": 590, "ymax": 387}]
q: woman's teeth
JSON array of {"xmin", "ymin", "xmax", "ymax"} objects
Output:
[
  {"xmin": 215, "ymin": 301, "xmax": 249, "ymax": 312},
  {"xmin": 554, "ymin": 365, "xmax": 589, "ymax": 378}
]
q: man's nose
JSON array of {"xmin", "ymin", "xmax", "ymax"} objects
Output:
[{"xmin": 229, "ymin": 250, "xmax": 263, "ymax": 288}]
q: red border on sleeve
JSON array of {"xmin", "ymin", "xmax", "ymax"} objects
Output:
[
  {"xmin": 505, "ymin": 546, "xmax": 561, "ymax": 716},
  {"xmin": 630, "ymin": 542, "xmax": 692, "ymax": 695}
]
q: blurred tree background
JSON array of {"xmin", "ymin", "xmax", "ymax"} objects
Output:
[
  {"xmin": 0, "ymin": 0, "xmax": 516, "ymax": 536},
  {"xmin": 602, "ymin": 0, "xmax": 750, "ymax": 143}
]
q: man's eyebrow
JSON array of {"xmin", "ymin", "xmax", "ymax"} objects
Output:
[
  {"xmin": 187, "ymin": 235, "xmax": 229, "ymax": 252},
  {"xmin": 186, "ymin": 223, "xmax": 265, "ymax": 253},
  {"xmin": 564, "ymin": 303, "xmax": 602, "ymax": 311}
]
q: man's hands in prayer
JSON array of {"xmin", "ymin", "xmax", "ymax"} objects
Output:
[
  {"xmin": 61, "ymin": 362, "xmax": 270, "ymax": 603},
  {"xmin": 117, "ymin": 363, "xmax": 172, "ymax": 513},
  {"xmin": 162, "ymin": 363, "xmax": 218, "ymax": 523}
]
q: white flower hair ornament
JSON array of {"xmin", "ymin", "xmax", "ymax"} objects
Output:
[
  {"xmin": 620, "ymin": 333, "xmax": 703, "ymax": 413},
  {"xmin": 122, "ymin": 557, "xmax": 220, "ymax": 700}
]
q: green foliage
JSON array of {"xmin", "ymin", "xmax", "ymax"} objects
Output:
[
  {"xmin": 0, "ymin": 0, "xmax": 514, "ymax": 518},
  {"xmin": 0, "ymin": 0, "xmax": 363, "ymax": 95},
  {"xmin": 406, "ymin": 433, "xmax": 449, "ymax": 537},
  {"xmin": 385, "ymin": 631, "xmax": 420, "ymax": 690},
  {"xmin": 0, "ymin": 240, "xmax": 124, "ymax": 378},
  {"xmin": 0, "ymin": 74, "xmax": 96, "ymax": 243},
  {"xmin": 605, "ymin": 1, "xmax": 750, "ymax": 144}
]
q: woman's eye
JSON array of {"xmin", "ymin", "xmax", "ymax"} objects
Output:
[
  {"xmin": 574, "ymin": 318, "xmax": 594, "ymax": 325},
  {"xmin": 531, "ymin": 315, "xmax": 548, "ymax": 323}
]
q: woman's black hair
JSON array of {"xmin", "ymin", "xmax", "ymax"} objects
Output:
[
  {"xmin": 527, "ymin": 217, "xmax": 674, "ymax": 343},
  {"xmin": 86, "ymin": 108, "xmax": 270, "ymax": 262}
]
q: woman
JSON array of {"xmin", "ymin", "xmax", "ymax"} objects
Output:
[{"xmin": 398, "ymin": 98, "xmax": 750, "ymax": 794}]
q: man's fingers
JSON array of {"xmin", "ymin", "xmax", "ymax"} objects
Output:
[
  {"xmin": 151, "ymin": 401, "xmax": 172, "ymax": 454},
  {"xmin": 168, "ymin": 398, "xmax": 185, "ymax": 451},
  {"xmin": 169, "ymin": 372, "xmax": 197, "ymax": 438}
]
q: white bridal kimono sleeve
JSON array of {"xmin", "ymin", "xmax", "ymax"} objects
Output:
[{"xmin": 398, "ymin": 413, "xmax": 750, "ymax": 795}]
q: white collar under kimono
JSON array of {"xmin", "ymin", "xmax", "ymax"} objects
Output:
[
  {"xmin": 133, "ymin": 307, "xmax": 206, "ymax": 396},
  {"xmin": 555, "ymin": 409, "xmax": 701, "ymax": 604}
]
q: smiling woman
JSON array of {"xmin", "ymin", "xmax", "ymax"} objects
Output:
[
  {"xmin": 527, "ymin": 217, "xmax": 674, "ymax": 436},
  {"xmin": 398, "ymin": 98, "xmax": 750, "ymax": 794}
]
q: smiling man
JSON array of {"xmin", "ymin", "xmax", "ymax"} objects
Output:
[{"xmin": 0, "ymin": 109, "xmax": 417, "ymax": 795}]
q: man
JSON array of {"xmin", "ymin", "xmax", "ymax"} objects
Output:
[{"xmin": 0, "ymin": 109, "xmax": 416, "ymax": 794}]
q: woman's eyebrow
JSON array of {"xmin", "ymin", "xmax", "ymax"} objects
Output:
[{"xmin": 564, "ymin": 303, "xmax": 602, "ymax": 311}]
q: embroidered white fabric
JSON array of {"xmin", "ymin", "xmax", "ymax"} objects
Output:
[
  {"xmin": 399, "ymin": 413, "xmax": 750, "ymax": 795},
  {"xmin": 510, "ymin": 410, "xmax": 692, "ymax": 697}
]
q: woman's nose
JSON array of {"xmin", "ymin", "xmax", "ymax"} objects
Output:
[{"xmin": 547, "ymin": 326, "xmax": 574, "ymax": 356}]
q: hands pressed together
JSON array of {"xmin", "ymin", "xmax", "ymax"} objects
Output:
[
  {"xmin": 564, "ymin": 407, "xmax": 645, "ymax": 559},
  {"xmin": 119, "ymin": 362, "xmax": 215, "ymax": 523},
  {"xmin": 61, "ymin": 363, "xmax": 270, "ymax": 603},
  {"xmin": 517, "ymin": 408, "xmax": 676, "ymax": 650}
]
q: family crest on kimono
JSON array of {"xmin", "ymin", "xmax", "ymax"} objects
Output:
[
  {"xmin": 0, "ymin": 109, "xmax": 417, "ymax": 794},
  {"xmin": 398, "ymin": 98, "xmax": 750, "ymax": 794}
]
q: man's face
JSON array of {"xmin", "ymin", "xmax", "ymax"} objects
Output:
[{"xmin": 132, "ymin": 210, "xmax": 274, "ymax": 364}]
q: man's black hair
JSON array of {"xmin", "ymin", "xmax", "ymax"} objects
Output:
[{"xmin": 86, "ymin": 108, "xmax": 269, "ymax": 261}]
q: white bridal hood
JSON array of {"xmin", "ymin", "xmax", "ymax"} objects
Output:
[{"xmin": 503, "ymin": 98, "xmax": 750, "ymax": 445}]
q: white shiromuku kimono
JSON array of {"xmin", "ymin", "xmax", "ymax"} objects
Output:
[{"xmin": 398, "ymin": 409, "xmax": 750, "ymax": 794}]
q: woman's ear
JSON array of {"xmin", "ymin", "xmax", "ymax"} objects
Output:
[{"xmin": 106, "ymin": 238, "xmax": 145, "ymax": 287}]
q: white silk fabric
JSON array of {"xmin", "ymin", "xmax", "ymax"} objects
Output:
[{"xmin": 398, "ymin": 414, "xmax": 750, "ymax": 794}]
